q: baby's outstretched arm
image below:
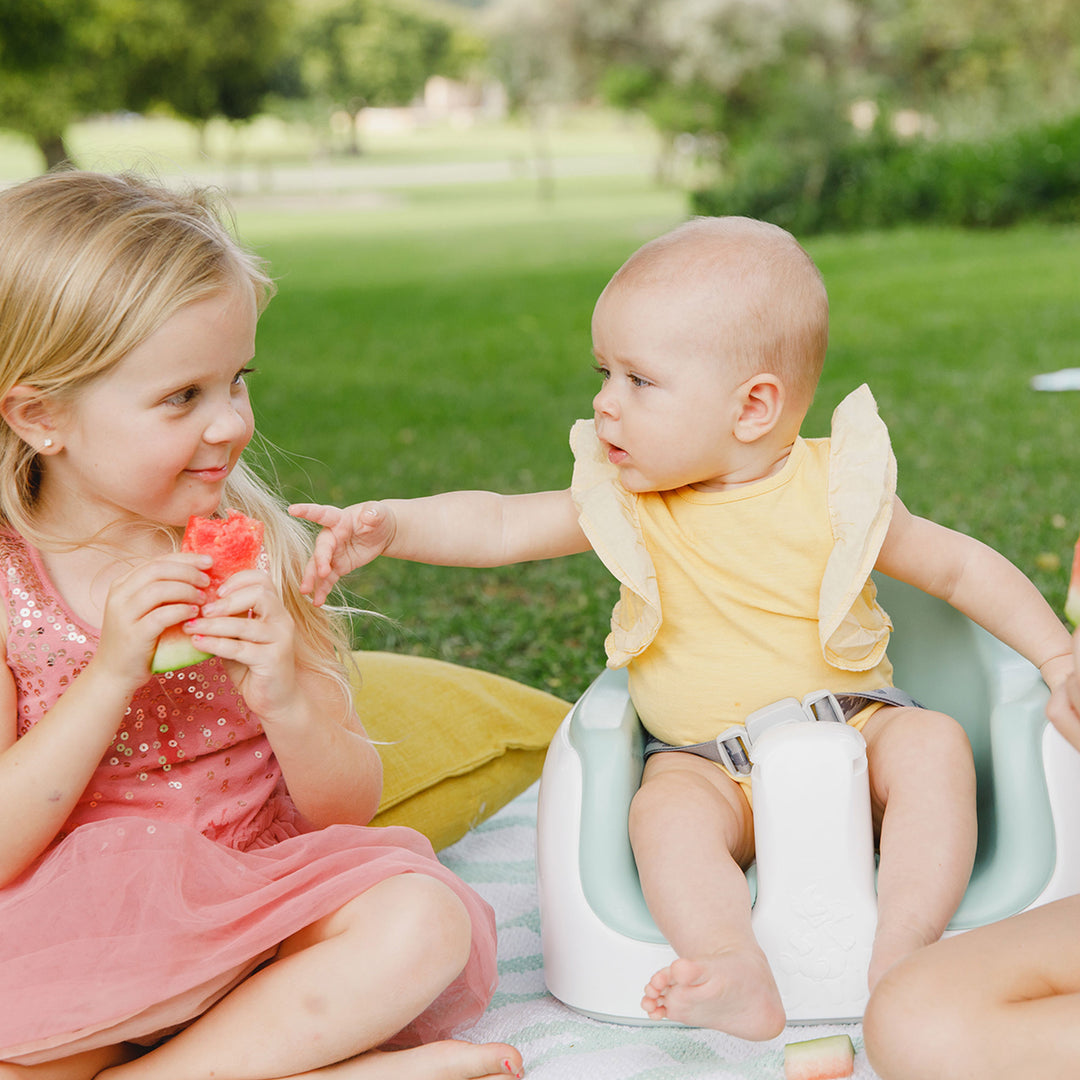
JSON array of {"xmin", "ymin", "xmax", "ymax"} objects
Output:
[
  {"xmin": 292, "ymin": 490, "xmax": 590, "ymax": 605},
  {"xmin": 876, "ymin": 497, "xmax": 1074, "ymax": 690}
]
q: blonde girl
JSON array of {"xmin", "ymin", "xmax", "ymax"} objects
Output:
[{"xmin": 0, "ymin": 171, "xmax": 521, "ymax": 1080}]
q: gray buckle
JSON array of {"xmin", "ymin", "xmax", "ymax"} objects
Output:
[{"xmin": 714, "ymin": 691, "xmax": 845, "ymax": 778}]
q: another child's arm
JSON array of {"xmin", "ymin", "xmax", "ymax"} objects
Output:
[
  {"xmin": 1046, "ymin": 630, "xmax": 1080, "ymax": 752},
  {"xmin": 875, "ymin": 498, "xmax": 1074, "ymax": 692},
  {"xmin": 185, "ymin": 568, "xmax": 382, "ymax": 827},
  {"xmin": 291, "ymin": 489, "xmax": 590, "ymax": 605}
]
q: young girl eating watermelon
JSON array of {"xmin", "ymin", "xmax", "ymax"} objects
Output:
[
  {"xmin": 0, "ymin": 171, "xmax": 521, "ymax": 1080},
  {"xmin": 292, "ymin": 216, "xmax": 1075, "ymax": 1039}
]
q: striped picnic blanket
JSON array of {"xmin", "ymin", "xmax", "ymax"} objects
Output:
[{"xmin": 445, "ymin": 783, "xmax": 878, "ymax": 1079}]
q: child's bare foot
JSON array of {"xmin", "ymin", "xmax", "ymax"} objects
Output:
[
  {"xmin": 326, "ymin": 1040, "xmax": 523, "ymax": 1079},
  {"xmin": 641, "ymin": 947, "xmax": 785, "ymax": 1039}
]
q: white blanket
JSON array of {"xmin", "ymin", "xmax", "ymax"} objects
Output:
[{"xmin": 446, "ymin": 783, "xmax": 879, "ymax": 1078}]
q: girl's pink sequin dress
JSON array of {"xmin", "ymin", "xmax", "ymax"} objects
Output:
[{"xmin": 0, "ymin": 533, "xmax": 497, "ymax": 1064}]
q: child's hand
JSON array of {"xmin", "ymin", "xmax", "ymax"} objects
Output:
[
  {"xmin": 289, "ymin": 501, "xmax": 397, "ymax": 606},
  {"xmin": 1045, "ymin": 630, "xmax": 1080, "ymax": 753},
  {"xmin": 183, "ymin": 568, "xmax": 301, "ymax": 720},
  {"xmin": 96, "ymin": 553, "xmax": 212, "ymax": 691}
]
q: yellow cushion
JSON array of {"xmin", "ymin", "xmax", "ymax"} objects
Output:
[{"xmin": 349, "ymin": 651, "xmax": 567, "ymax": 850}]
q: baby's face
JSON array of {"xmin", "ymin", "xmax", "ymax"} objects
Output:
[{"xmin": 589, "ymin": 281, "xmax": 748, "ymax": 493}]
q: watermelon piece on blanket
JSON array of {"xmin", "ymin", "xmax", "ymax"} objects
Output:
[
  {"xmin": 150, "ymin": 510, "xmax": 265, "ymax": 673},
  {"xmin": 1067, "ymin": 534, "xmax": 1080, "ymax": 628},
  {"xmin": 784, "ymin": 1034, "xmax": 855, "ymax": 1080}
]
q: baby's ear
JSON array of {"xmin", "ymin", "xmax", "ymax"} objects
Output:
[
  {"xmin": 732, "ymin": 374, "xmax": 784, "ymax": 443},
  {"xmin": 1, "ymin": 385, "xmax": 61, "ymax": 453}
]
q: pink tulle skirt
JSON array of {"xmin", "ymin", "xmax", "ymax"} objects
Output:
[{"xmin": 0, "ymin": 816, "xmax": 497, "ymax": 1064}]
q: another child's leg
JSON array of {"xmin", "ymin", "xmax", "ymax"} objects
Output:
[
  {"xmin": 860, "ymin": 705, "xmax": 977, "ymax": 987},
  {"xmin": 629, "ymin": 752, "xmax": 785, "ymax": 1038},
  {"xmin": 93, "ymin": 873, "xmax": 521, "ymax": 1080},
  {"xmin": 864, "ymin": 895, "xmax": 1080, "ymax": 1080},
  {"xmin": 0, "ymin": 1044, "xmax": 140, "ymax": 1080}
]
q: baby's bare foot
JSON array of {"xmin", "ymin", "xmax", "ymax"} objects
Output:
[
  {"xmin": 641, "ymin": 948, "xmax": 785, "ymax": 1039},
  {"xmin": 332, "ymin": 1040, "xmax": 523, "ymax": 1079}
]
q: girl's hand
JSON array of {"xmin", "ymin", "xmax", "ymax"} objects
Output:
[
  {"xmin": 1046, "ymin": 630, "xmax": 1080, "ymax": 753},
  {"xmin": 289, "ymin": 501, "xmax": 397, "ymax": 605},
  {"xmin": 96, "ymin": 553, "xmax": 212, "ymax": 692},
  {"xmin": 183, "ymin": 568, "xmax": 302, "ymax": 720}
]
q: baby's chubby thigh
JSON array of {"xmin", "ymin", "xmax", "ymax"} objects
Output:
[
  {"xmin": 628, "ymin": 749, "xmax": 756, "ymax": 886},
  {"xmin": 857, "ymin": 704, "xmax": 976, "ymax": 826}
]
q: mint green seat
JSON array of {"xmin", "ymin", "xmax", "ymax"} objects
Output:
[{"xmin": 548, "ymin": 578, "xmax": 1062, "ymax": 967}]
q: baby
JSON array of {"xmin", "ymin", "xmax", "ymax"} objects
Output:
[{"xmin": 292, "ymin": 216, "xmax": 1074, "ymax": 1039}]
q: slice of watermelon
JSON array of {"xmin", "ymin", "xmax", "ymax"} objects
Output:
[
  {"xmin": 784, "ymin": 1034, "xmax": 855, "ymax": 1080},
  {"xmin": 1067, "ymin": 534, "xmax": 1080, "ymax": 629},
  {"xmin": 150, "ymin": 510, "xmax": 265, "ymax": 673}
]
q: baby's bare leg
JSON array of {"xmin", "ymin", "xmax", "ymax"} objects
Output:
[
  {"xmin": 861, "ymin": 705, "xmax": 977, "ymax": 987},
  {"xmin": 89, "ymin": 874, "xmax": 521, "ymax": 1080},
  {"xmin": 629, "ymin": 752, "xmax": 785, "ymax": 1039},
  {"xmin": 865, "ymin": 894, "xmax": 1080, "ymax": 1080}
]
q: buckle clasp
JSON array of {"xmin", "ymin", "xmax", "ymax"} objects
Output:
[{"xmin": 714, "ymin": 691, "xmax": 845, "ymax": 778}]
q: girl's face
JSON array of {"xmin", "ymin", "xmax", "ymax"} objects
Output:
[{"xmin": 42, "ymin": 284, "xmax": 257, "ymax": 534}]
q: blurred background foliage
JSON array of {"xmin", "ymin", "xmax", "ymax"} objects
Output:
[
  {"xmin": 0, "ymin": 1, "xmax": 1078, "ymax": 697},
  {"xmin": 1, "ymin": 0, "xmax": 1080, "ymax": 229}
]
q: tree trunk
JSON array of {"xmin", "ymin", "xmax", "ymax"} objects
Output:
[{"xmin": 36, "ymin": 131, "xmax": 72, "ymax": 172}]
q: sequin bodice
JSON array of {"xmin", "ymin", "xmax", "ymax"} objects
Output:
[{"xmin": 1, "ymin": 531, "xmax": 293, "ymax": 847}]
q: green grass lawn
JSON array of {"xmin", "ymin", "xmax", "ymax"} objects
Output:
[{"xmin": 233, "ymin": 176, "xmax": 1080, "ymax": 702}]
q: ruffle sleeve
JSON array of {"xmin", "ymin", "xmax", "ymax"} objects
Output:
[
  {"xmin": 569, "ymin": 420, "xmax": 662, "ymax": 668},
  {"xmin": 819, "ymin": 384, "xmax": 896, "ymax": 670}
]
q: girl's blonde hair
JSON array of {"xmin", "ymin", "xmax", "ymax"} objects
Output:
[{"xmin": 0, "ymin": 170, "xmax": 353, "ymax": 695}]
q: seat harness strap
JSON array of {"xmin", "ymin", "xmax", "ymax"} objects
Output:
[{"xmin": 643, "ymin": 687, "xmax": 922, "ymax": 779}]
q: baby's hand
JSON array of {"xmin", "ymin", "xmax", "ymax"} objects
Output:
[
  {"xmin": 1046, "ymin": 630, "xmax": 1080, "ymax": 753},
  {"xmin": 289, "ymin": 501, "xmax": 397, "ymax": 606}
]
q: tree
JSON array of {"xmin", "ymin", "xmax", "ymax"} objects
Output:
[
  {"xmin": 296, "ymin": 0, "xmax": 476, "ymax": 154},
  {"xmin": 485, "ymin": 0, "xmax": 1080, "ymax": 184},
  {"xmin": 128, "ymin": 0, "xmax": 294, "ymax": 130},
  {"xmin": 0, "ymin": 0, "xmax": 292, "ymax": 170}
]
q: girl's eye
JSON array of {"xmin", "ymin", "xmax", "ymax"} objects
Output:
[
  {"xmin": 165, "ymin": 386, "xmax": 199, "ymax": 408},
  {"xmin": 628, "ymin": 373, "xmax": 652, "ymax": 388},
  {"xmin": 233, "ymin": 366, "xmax": 256, "ymax": 386},
  {"xmin": 592, "ymin": 363, "xmax": 611, "ymax": 380}
]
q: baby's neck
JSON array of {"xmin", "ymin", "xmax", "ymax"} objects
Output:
[{"xmin": 692, "ymin": 440, "xmax": 796, "ymax": 493}]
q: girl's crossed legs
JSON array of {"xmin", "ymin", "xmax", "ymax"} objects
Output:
[{"xmin": 2, "ymin": 874, "xmax": 522, "ymax": 1080}]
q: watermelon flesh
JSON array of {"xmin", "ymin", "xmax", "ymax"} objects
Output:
[
  {"xmin": 150, "ymin": 511, "xmax": 265, "ymax": 673},
  {"xmin": 1067, "ymin": 534, "xmax": 1080, "ymax": 628},
  {"xmin": 784, "ymin": 1034, "xmax": 855, "ymax": 1080}
]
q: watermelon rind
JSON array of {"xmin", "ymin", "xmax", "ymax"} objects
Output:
[
  {"xmin": 784, "ymin": 1034, "xmax": 855, "ymax": 1080},
  {"xmin": 151, "ymin": 624, "xmax": 212, "ymax": 673}
]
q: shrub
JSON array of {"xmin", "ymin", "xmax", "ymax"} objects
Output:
[{"xmin": 692, "ymin": 112, "xmax": 1080, "ymax": 232}]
